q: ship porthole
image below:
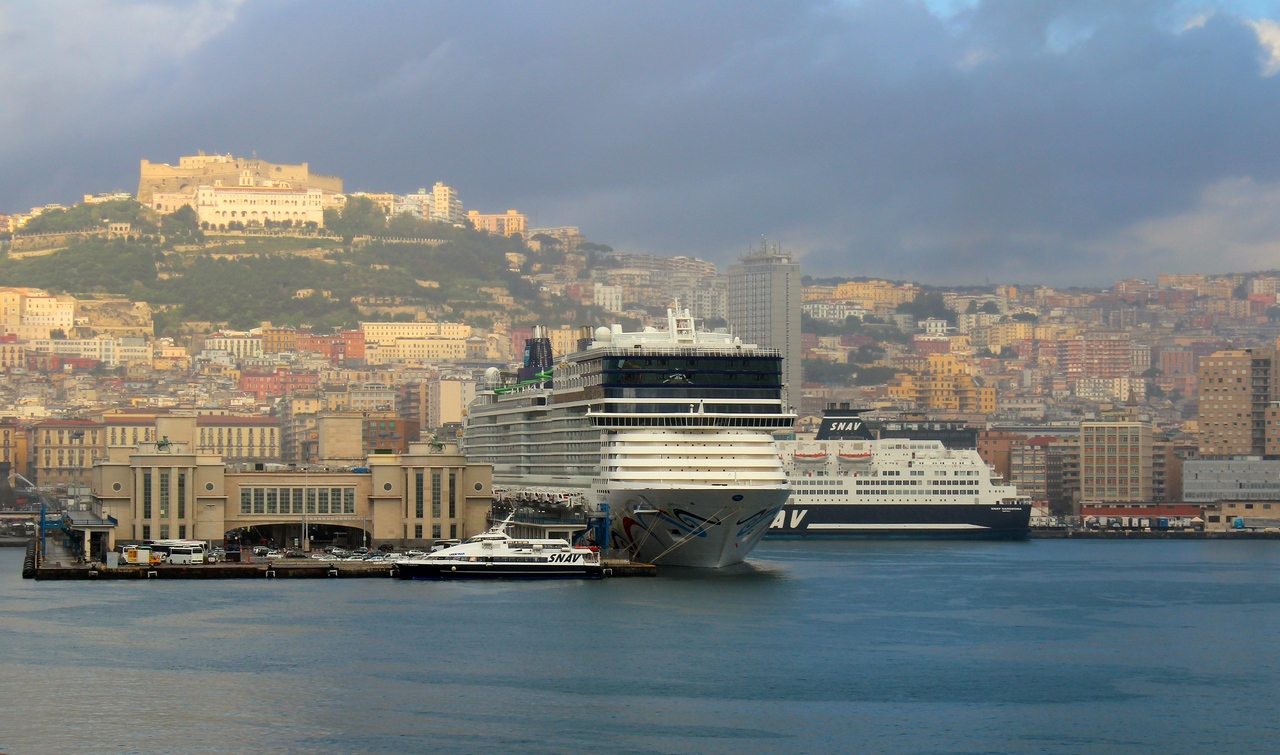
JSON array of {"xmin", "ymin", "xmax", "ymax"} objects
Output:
[
  {"xmin": 205, "ymin": 482, "xmax": 214, "ymax": 491},
  {"xmin": 474, "ymin": 482, "xmax": 483, "ymax": 491},
  {"xmin": 383, "ymin": 482, "xmax": 393, "ymax": 491},
  {"xmin": 112, "ymin": 482, "xmax": 122, "ymax": 492},
  {"xmin": 732, "ymin": 494, "xmax": 743, "ymax": 501}
]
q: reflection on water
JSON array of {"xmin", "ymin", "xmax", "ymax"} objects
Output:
[{"xmin": 1, "ymin": 540, "xmax": 1278, "ymax": 754}]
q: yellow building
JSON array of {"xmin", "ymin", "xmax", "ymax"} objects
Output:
[
  {"xmin": 355, "ymin": 193, "xmax": 399, "ymax": 216},
  {"xmin": 364, "ymin": 338, "xmax": 469, "ymax": 364},
  {"xmin": 986, "ymin": 321, "xmax": 1035, "ymax": 349},
  {"xmin": 887, "ymin": 355, "xmax": 995, "ymax": 415},
  {"xmin": 360, "ymin": 321, "xmax": 472, "ymax": 347},
  {"xmin": 466, "ymin": 210, "xmax": 528, "ymax": 237},
  {"xmin": 261, "ymin": 325, "xmax": 297, "ymax": 354},
  {"xmin": 834, "ymin": 280, "xmax": 918, "ymax": 306},
  {"xmin": 802, "ymin": 285, "xmax": 837, "ymax": 302},
  {"xmin": 0, "ymin": 342, "xmax": 25, "ymax": 370},
  {"xmin": 0, "ymin": 421, "xmax": 31, "ymax": 479}
]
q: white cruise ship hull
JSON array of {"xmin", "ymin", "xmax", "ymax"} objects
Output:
[{"xmin": 606, "ymin": 486, "xmax": 789, "ymax": 568}]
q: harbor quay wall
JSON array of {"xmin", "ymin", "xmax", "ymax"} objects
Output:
[
  {"xmin": 1031, "ymin": 529, "xmax": 1280, "ymax": 539},
  {"xmin": 33, "ymin": 562, "xmax": 393, "ymax": 580}
]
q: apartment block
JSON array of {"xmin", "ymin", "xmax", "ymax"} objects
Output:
[
  {"xmin": 1197, "ymin": 349, "xmax": 1276, "ymax": 457},
  {"xmin": 1080, "ymin": 422, "xmax": 1152, "ymax": 503}
]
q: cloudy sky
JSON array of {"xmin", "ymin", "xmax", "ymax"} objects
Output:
[{"xmin": 4, "ymin": 0, "xmax": 1280, "ymax": 284}]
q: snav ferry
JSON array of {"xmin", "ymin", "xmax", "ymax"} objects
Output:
[
  {"xmin": 770, "ymin": 410, "xmax": 1031, "ymax": 538},
  {"xmin": 397, "ymin": 515, "xmax": 603, "ymax": 579},
  {"xmin": 462, "ymin": 309, "xmax": 794, "ymax": 568}
]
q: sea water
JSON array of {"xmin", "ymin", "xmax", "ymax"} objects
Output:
[{"xmin": 1, "ymin": 539, "xmax": 1277, "ymax": 754}]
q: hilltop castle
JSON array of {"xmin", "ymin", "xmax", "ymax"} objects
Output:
[{"xmin": 137, "ymin": 152, "xmax": 343, "ymax": 204}]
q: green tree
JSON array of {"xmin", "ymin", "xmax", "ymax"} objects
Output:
[
  {"xmin": 328, "ymin": 196, "xmax": 387, "ymax": 243},
  {"xmin": 19, "ymin": 199, "xmax": 157, "ymax": 234},
  {"xmin": 803, "ymin": 360, "xmax": 857, "ymax": 385},
  {"xmin": 161, "ymin": 205, "xmax": 202, "ymax": 240},
  {"xmin": 801, "ymin": 312, "xmax": 862, "ymax": 336},
  {"xmin": 853, "ymin": 366, "xmax": 898, "ymax": 386},
  {"xmin": 897, "ymin": 292, "xmax": 955, "ymax": 324}
]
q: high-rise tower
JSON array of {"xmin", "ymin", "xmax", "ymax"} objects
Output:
[
  {"xmin": 727, "ymin": 238, "xmax": 802, "ymax": 412},
  {"xmin": 1197, "ymin": 348, "xmax": 1278, "ymax": 457}
]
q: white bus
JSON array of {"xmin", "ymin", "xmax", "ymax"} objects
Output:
[{"xmin": 146, "ymin": 539, "xmax": 208, "ymax": 565}]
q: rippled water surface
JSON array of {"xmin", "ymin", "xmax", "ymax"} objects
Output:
[{"xmin": 2, "ymin": 539, "xmax": 1278, "ymax": 754}]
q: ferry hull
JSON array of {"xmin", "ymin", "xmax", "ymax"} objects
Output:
[
  {"xmin": 607, "ymin": 487, "xmax": 790, "ymax": 568},
  {"xmin": 396, "ymin": 562, "xmax": 603, "ymax": 580},
  {"xmin": 766, "ymin": 501, "xmax": 1032, "ymax": 540}
]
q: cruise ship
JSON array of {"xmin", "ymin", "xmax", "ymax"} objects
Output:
[
  {"xmin": 461, "ymin": 309, "xmax": 794, "ymax": 567},
  {"xmin": 770, "ymin": 410, "xmax": 1031, "ymax": 538}
]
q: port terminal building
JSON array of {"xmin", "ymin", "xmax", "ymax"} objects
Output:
[{"xmin": 90, "ymin": 415, "xmax": 492, "ymax": 554}]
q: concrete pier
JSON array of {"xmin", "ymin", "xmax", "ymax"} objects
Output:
[
  {"xmin": 33, "ymin": 562, "xmax": 395, "ymax": 580},
  {"xmin": 29, "ymin": 558, "xmax": 657, "ymax": 580}
]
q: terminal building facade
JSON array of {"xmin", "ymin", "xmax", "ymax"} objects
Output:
[{"xmin": 91, "ymin": 416, "xmax": 494, "ymax": 551}]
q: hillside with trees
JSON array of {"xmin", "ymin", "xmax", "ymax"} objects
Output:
[
  {"xmin": 16, "ymin": 199, "xmax": 156, "ymax": 234},
  {"xmin": 0, "ymin": 199, "xmax": 614, "ymax": 336}
]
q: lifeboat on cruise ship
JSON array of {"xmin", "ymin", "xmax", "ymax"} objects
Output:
[
  {"xmin": 792, "ymin": 452, "xmax": 828, "ymax": 462},
  {"xmin": 837, "ymin": 452, "xmax": 872, "ymax": 461}
]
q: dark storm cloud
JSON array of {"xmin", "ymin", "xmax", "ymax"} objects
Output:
[{"xmin": 3, "ymin": 0, "xmax": 1280, "ymax": 283}]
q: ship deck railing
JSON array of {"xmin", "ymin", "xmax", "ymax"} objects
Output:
[{"xmin": 571, "ymin": 347, "xmax": 782, "ymax": 359}]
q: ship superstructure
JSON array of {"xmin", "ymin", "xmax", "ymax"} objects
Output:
[
  {"xmin": 771, "ymin": 411, "xmax": 1030, "ymax": 537},
  {"xmin": 462, "ymin": 309, "xmax": 794, "ymax": 567}
]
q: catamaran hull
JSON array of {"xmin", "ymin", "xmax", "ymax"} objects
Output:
[
  {"xmin": 396, "ymin": 562, "xmax": 603, "ymax": 580},
  {"xmin": 607, "ymin": 487, "xmax": 789, "ymax": 568}
]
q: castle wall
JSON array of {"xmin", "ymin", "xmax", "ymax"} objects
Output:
[{"xmin": 138, "ymin": 156, "xmax": 344, "ymax": 203}]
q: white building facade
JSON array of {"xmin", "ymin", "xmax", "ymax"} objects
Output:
[{"xmin": 195, "ymin": 185, "xmax": 325, "ymax": 227}]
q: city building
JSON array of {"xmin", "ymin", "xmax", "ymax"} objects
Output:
[
  {"xmin": 977, "ymin": 430, "xmax": 1025, "ymax": 482},
  {"xmin": 0, "ymin": 421, "xmax": 31, "ymax": 480},
  {"xmin": 594, "ymin": 284, "xmax": 624, "ymax": 313},
  {"xmin": 32, "ymin": 419, "xmax": 105, "ymax": 488},
  {"xmin": 430, "ymin": 182, "xmax": 464, "ymax": 224},
  {"xmin": 1080, "ymin": 421, "xmax": 1153, "ymax": 503},
  {"xmin": 1045, "ymin": 438, "xmax": 1080, "ymax": 516},
  {"xmin": 427, "ymin": 378, "xmax": 476, "ymax": 430},
  {"xmin": 887, "ymin": 355, "xmax": 996, "ymax": 415},
  {"xmin": 195, "ymin": 416, "xmax": 281, "ymax": 462},
  {"xmin": 205, "ymin": 331, "xmax": 264, "ymax": 360},
  {"xmin": 727, "ymin": 240, "xmax": 802, "ymax": 411},
  {"xmin": 194, "ymin": 185, "xmax": 325, "ymax": 228},
  {"xmin": 1010, "ymin": 437, "xmax": 1052, "ymax": 515},
  {"xmin": 1197, "ymin": 349, "xmax": 1276, "ymax": 457},
  {"xmin": 1183, "ymin": 458, "xmax": 1280, "ymax": 504},
  {"xmin": 92, "ymin": 430, "xmax": 493, "ymax": 549},
  {"xmin": 360, "ymin": 321, "xmax": 472, "ymax": 347},
  {"xmin": 466, "ymin": 210, "xmax": 527, "ymax": 237}
]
